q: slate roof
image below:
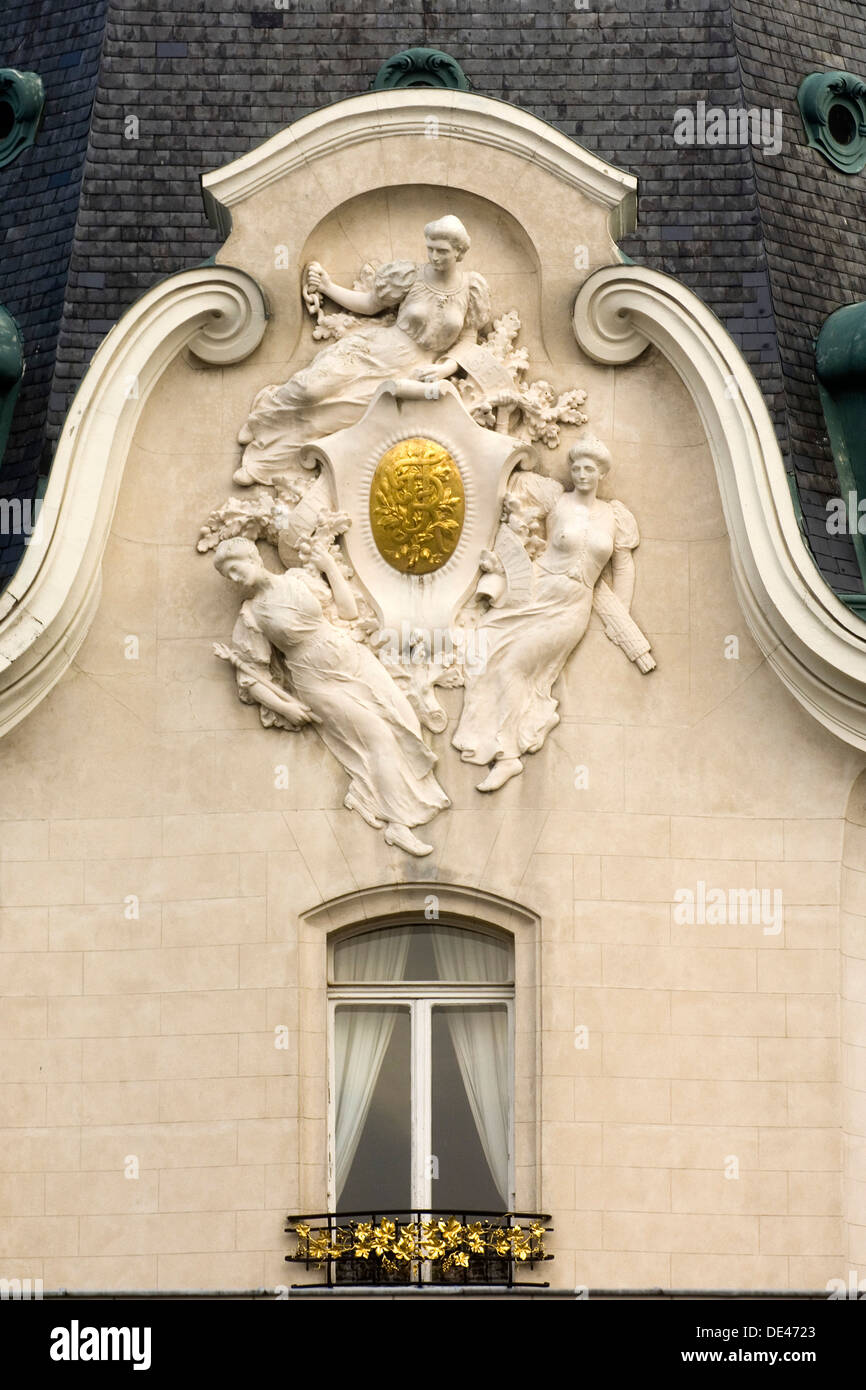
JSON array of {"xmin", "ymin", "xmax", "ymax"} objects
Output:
[
  {"xmin": 1, "ymin": 0, "xmax": 864, "ymax": 590},
  {"xmin": 730, "ymin": 0, "xmax": 866, "ymax": 590},
  {"xmin": 0, "ymin": 0, "xmax": 108, "ymax": 582}
]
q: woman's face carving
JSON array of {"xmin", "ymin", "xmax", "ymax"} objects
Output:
[
  {"xmin": 569, "ymin": 456, "xmax": 602, "ymax": 493},
  {"xmin": 224, "ymin": 558, "xmax": 262, "ymax": 587},
  {"xmin": 425, "ymin": 237, "xmax": 460, "ymax": 272}
]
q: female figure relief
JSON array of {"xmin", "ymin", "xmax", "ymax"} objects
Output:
[
  {"xmin": 235, "ymin": 215, "xmax": 491, "ymax": 485},
  {"xmin": 213, "ymin": 537, "xmax": 449, "ymax": 856},
  {"xmin": 453, "ymin": 437, "xmax": 655, "ymax": 793}
]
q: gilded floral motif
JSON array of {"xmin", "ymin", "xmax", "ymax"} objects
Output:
[
  {"xmin": 370, "ymin": 436, "xmax": 465, "ymax": 575},
  {"xmin": 290, "ymin": 1216, "xmax": 547, "ymax": 1275}
]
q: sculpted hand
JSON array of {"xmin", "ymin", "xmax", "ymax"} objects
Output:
[
  {"xmin": 479, "ymin": 548, "xmax": 505, "ymax": 576},
  {"xmin": 280, "ymin": 696, "xmax": 319, "ymax": 730},
  {"xmin": 297, "ymin": 536, "xmax": 331, "ymax": 572},
  {"xmin": 411, "ymin": 362, "xmax": 451, "ymax": 382},
  {"xmin": 305, "ymin": 262, "xmax": 331, "ymax": 295}
]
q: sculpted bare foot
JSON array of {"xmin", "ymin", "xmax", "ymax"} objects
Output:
[
  {"xmin": 477, "ymin": 757, "xmax": 523, "ymax": 792},
  {"xmin": 233, "ymin": 465, "xmax": 255, "ymax": 486},
  {"xmin": 384, "ymin": 823, "xmax": 434, "ymax": 856}
]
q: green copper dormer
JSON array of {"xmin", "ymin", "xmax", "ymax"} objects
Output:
[
  {"xmin": 0, "ymin": 306, "xmax": 24, "ymax": 467},
  {"xmin": 798, "ymin": 71, "xmax": 866, "ymax": 174},
  {"xmin": 372, "ymin": 49, "xmax": 470, "ymax": 91},
  {"xmin": 817, "ymin": 302, "xmax": 866, "ymax": 613},
  {"xmin": 0, "ymin": 70, "xmax": 43, "ymax": 475},
  {"xmin": 817, "ymin": 302, "xmax": 866, "ymax": 491},
  {"xmin": 0, "ymin": 69, "xmax": 45, "ymax": 170}
]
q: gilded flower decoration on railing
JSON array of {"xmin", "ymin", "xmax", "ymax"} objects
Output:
[{"xmin": 289, "ymin": 1214, "xmax": 548, "ymax": 1275}]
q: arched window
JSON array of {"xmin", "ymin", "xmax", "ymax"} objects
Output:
[{"xmin": 328, "ymin": 920, "xmax": 514, "ymax": 1215}]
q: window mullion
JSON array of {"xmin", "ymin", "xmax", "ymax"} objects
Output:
[
  {"xmin": 327, "ymin": 999, "xmax": 336, "ymax": 1212},
  {"xmin": 411, "ymin": 999, "xmax": 432, "ymax": 1212}
]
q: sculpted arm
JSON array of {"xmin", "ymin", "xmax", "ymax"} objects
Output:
[
  {"xmin": 609, "ymin": 546, "xmax": 636, "ymax": 609},
  {"xmin": 243, "ymin": 674, "xmax": 319, "ymax": 729},
  {"xmin": 592, "ymin": 504, "xmax": 655, "ymax": 673},
  {"xmin": 297, "ymin": 539, "xmax": 359, "ymax": 621},
  {"xmin": 414, "ymin": 357, "xmax": 459, "ymax": 383},
  {"xmin": 608, "ymin": 500, "xmax": 641, "ymax": 609},
  {"xmin": 306, "ymin": 262, "xmax": 382, "ymax": 317},
  {"xmin": 215, "ymin": 611, "xmax": 318, "ymax": 730}
]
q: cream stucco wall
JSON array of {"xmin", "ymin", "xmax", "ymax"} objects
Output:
[{"xmin": 1, "ymin": 102, "xmax": 865, "ymax": 1294}]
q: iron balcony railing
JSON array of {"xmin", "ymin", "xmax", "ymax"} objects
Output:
[{"xmin": 285, "ymin": 1209, "xmax": 553, "ymax": 1288}]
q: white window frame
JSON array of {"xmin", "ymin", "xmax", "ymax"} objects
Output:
[{"xmin": 327, "ymin": 926, "xmax": 515, "ymax": 1214}]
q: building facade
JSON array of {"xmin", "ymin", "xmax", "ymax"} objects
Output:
[{"xmin": 1, "ymin": 2, "xmax": 866, "ymax": 1298}]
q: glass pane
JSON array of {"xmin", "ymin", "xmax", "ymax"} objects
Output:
[
  {"xmin": 333, "ymin": 926, "xmax": 413, "ymax": 982},
  {"xmin": 335, "ymin": 1006, "xmax": 410, "ymax": 1212},
  {"xmin": 333, "ymin": 924, "xmax": 512, "ymax": 982},
  {"xmin": 423, "ymin": 925, "xmax": 511, "ymax": 983},
  {"xmin": 431, "ymin": 1005, "xmax": 509, "ymax": 1212}
]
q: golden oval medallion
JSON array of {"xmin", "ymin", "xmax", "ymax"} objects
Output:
[{"xmin": 370, "ymin": 436, "xmax": 465, "ymax": 575}]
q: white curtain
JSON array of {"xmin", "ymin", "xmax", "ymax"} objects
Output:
[
  {"xmin": 334, "ymin": 928, "xmax": 410, "ymax": 1202},
  {"xmin": 432, "ymin": 929, "xmax": 511, "ymax": 1206}
]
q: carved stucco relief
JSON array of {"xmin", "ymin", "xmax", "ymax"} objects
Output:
[{"xmin": 198, "ymin": 215, "xmax": 655, "ymax": 852}]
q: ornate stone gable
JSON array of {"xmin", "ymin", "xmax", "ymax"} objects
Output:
[{"xmin": 189, "ymin": 111, "xmax": 659, "ymax": 852}]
